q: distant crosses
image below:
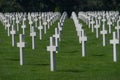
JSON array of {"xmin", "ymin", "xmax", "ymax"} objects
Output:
[
  {"xmin": 46, "ymin": 12, "xmax": 67, "ymax": 71},
  {"xmin": 10, "ymin": 25, "xmax": 16, "ymax": 46},
  {"xmin": 17, "ymin": 34, "xmax": 25, "ymax": 65},
  {"xmin": 30, "ymin": 26, "xmax": 36, "ymax": 50},
  {"xmin": 72, "ymin": 12, "xmax": 87, "ymax": 57},
  {"xmin": 110, "ymin": 32, "xmax": 119, "ymax": 62},
  {"xmin": 47, "ymin": 37, "xmax": 58, "ymax": 71}
]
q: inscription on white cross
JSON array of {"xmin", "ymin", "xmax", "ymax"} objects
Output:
[
  {"xmin": 17, "ymin": 34, "xmax": 25, "ymax": 65},
  {"xmin": 47, "ymin": 37, "xmax": 58, "ymax": 71},
  {"xmin": 10, "ymin": 25, "xmax": 16, "ymax": 46},
  {"xmin": 110, "ymin": 32, "xmax": 119, "ymax": 62}
]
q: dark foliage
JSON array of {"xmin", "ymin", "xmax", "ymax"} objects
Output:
[{"xmin": 0, "ymin": 0, "xmax": 120, "ymax": 14}]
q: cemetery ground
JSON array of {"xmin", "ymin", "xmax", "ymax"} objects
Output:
[{"xmin": 0, "ymin": 19, "xmax": 120, "ymax": 80}]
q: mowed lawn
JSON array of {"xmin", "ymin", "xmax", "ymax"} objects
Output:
[{"xmin": 0, "ymin": 18, "xmax": 120, "ymax": 80}]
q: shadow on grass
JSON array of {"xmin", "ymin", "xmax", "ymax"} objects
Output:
[
  {"xmin": 27, "ymin": 63, "xmax": 49, "ymax": 66},
  {"xmin": 58, "ymin": 69, "xmax": 85, "ymax": 73},
  {"xmin": 5, "ymin": 58, "xmax": 19, "ymax": 61},
  {"xmin": 65, "ymin": 50, "xmax": 79, "ymax": 53},
  {"xmin": 92, "ymin": 54, "xmax": 104, "ymax": 57}
]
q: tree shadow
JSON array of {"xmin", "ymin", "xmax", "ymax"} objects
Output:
[
  {"xmin": 92, "ymin": 54, "xmax": 104, "ymax": 57},
  {"xmin": 65, "ymin": 50, "xmax": 79, "ymax": 53},
  {"xmin": 27, "ymin": 63, "xmax": 49, "ymax": 66},
  {"xmin": 58, "ymin": 69, "xmax": 85, "ymax": 73},
  {"xmin": 5, "ymin": 58, "xmax": 19, "ymax": 61}
]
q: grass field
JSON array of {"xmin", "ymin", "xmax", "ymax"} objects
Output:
[{"xmin": 0, "ymin": 18, "xmax": 120, "ymax": 80}]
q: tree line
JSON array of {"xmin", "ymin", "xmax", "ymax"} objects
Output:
[{"xmin": 0, "ymin": 0, "xmax": 120, "ymax": 14}]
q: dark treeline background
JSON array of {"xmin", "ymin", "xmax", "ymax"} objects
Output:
[{"xmin": 0, "ymin": 0, "xmax": 120, "ymax": 15}]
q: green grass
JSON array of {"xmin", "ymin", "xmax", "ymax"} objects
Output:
[{"xmin": 0, "ymin": 19, "xmax": 120, "ymax": 80}]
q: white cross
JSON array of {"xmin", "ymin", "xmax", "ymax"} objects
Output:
[
  {"xmin": 29, "ymin": 20, "xmax": 33, "ymax": 33},
  {"xmin": 102, "ymin": 15, "xmax": 106, "ymax": 24},
  {"xmin": 100, "ymin": 29, "xmax": 107, "ymax": 46},
  {"xmin": 112, "ymin": 17, "xmax": 115, "ymax": 26},
  {"xmin": 88, "ymin": 16, "xmax": 91, "ymax": 28},
  {"xmin": 6, "ymin": 22, "xmax": 10, "ymax": 36},
  {"xmin": 80, "ymin": 30, "xmax": 87, "ymax": 57},
  {"xmin": 17, "ymin": 34, "xmax": 25, "ymax": 65},
  {"xmin": 21, "ymin": 20, "xmax": 26, "ymax": 35},
  {"xmin": 115, "ymin": 26, "xmax": 120, "ymax": 39},
  {"xmin": 50, "ymin": 17, "xmax": 53, "ymax": 26},
  {"xmin": 4, "ymin": 19, "xmax": 7, "ymax": 30},
  {"xmin": 43, "ymin": 21, "xmax": 47, "ymax": 34},
  {"xmin": 53, "ymin": 28, "xmax": 60, "ymax": 46},
  {"xmin": 110, "ymin": 32, "xmax": 119, "ymax": 62},
  {"xmin": 90, "ymin": 18, "xmax": 95, "ymax": 32},
  {"xmin": 16, "ymin": 17, "xmax": 20, "ymax": 31},
  {"xmin": 98, "ymin": 16, "xmax": 101, "ymax": 25},
  {"xmin": 115, "ymin": 19, "xmax": 120, "ymax": 39},
  {"xmin": 34, "ymin": 17, "xmax": 38, "ymax": 28},
  {"xmin": 58, "ymin": 22, "xmax": 62, "ymax": 32},
  {"xmin": 47, "ymin": 37, "xmax": 58, "ymax": 71},
  {"xmin": 30, "ymin": 27, "xmax": 36, "ymax": 50},
  {"xmin": 10, "ymin": 25, "xmax": 16, "ymax": 47},
  {"xmin": 107, "ymin": 19, "xmax": 112, "ymax": 34},
  {"xmin": 100, "ymin": 22, "xmax": 107, "ymax": 46},
  {"xmin": 47, "ymin": 17, "xmax": 50, "ymax": 29},
  {"xmin": 94, "ymin": 19, "xmax": 100, "ymax": 38},
  {"xmin": 12, "ymin": 17, "xmax": 15, "ymax": 26},
  {"xmin": 38, "ymin": 25, "xmax": 43, "ymax": 40}
]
